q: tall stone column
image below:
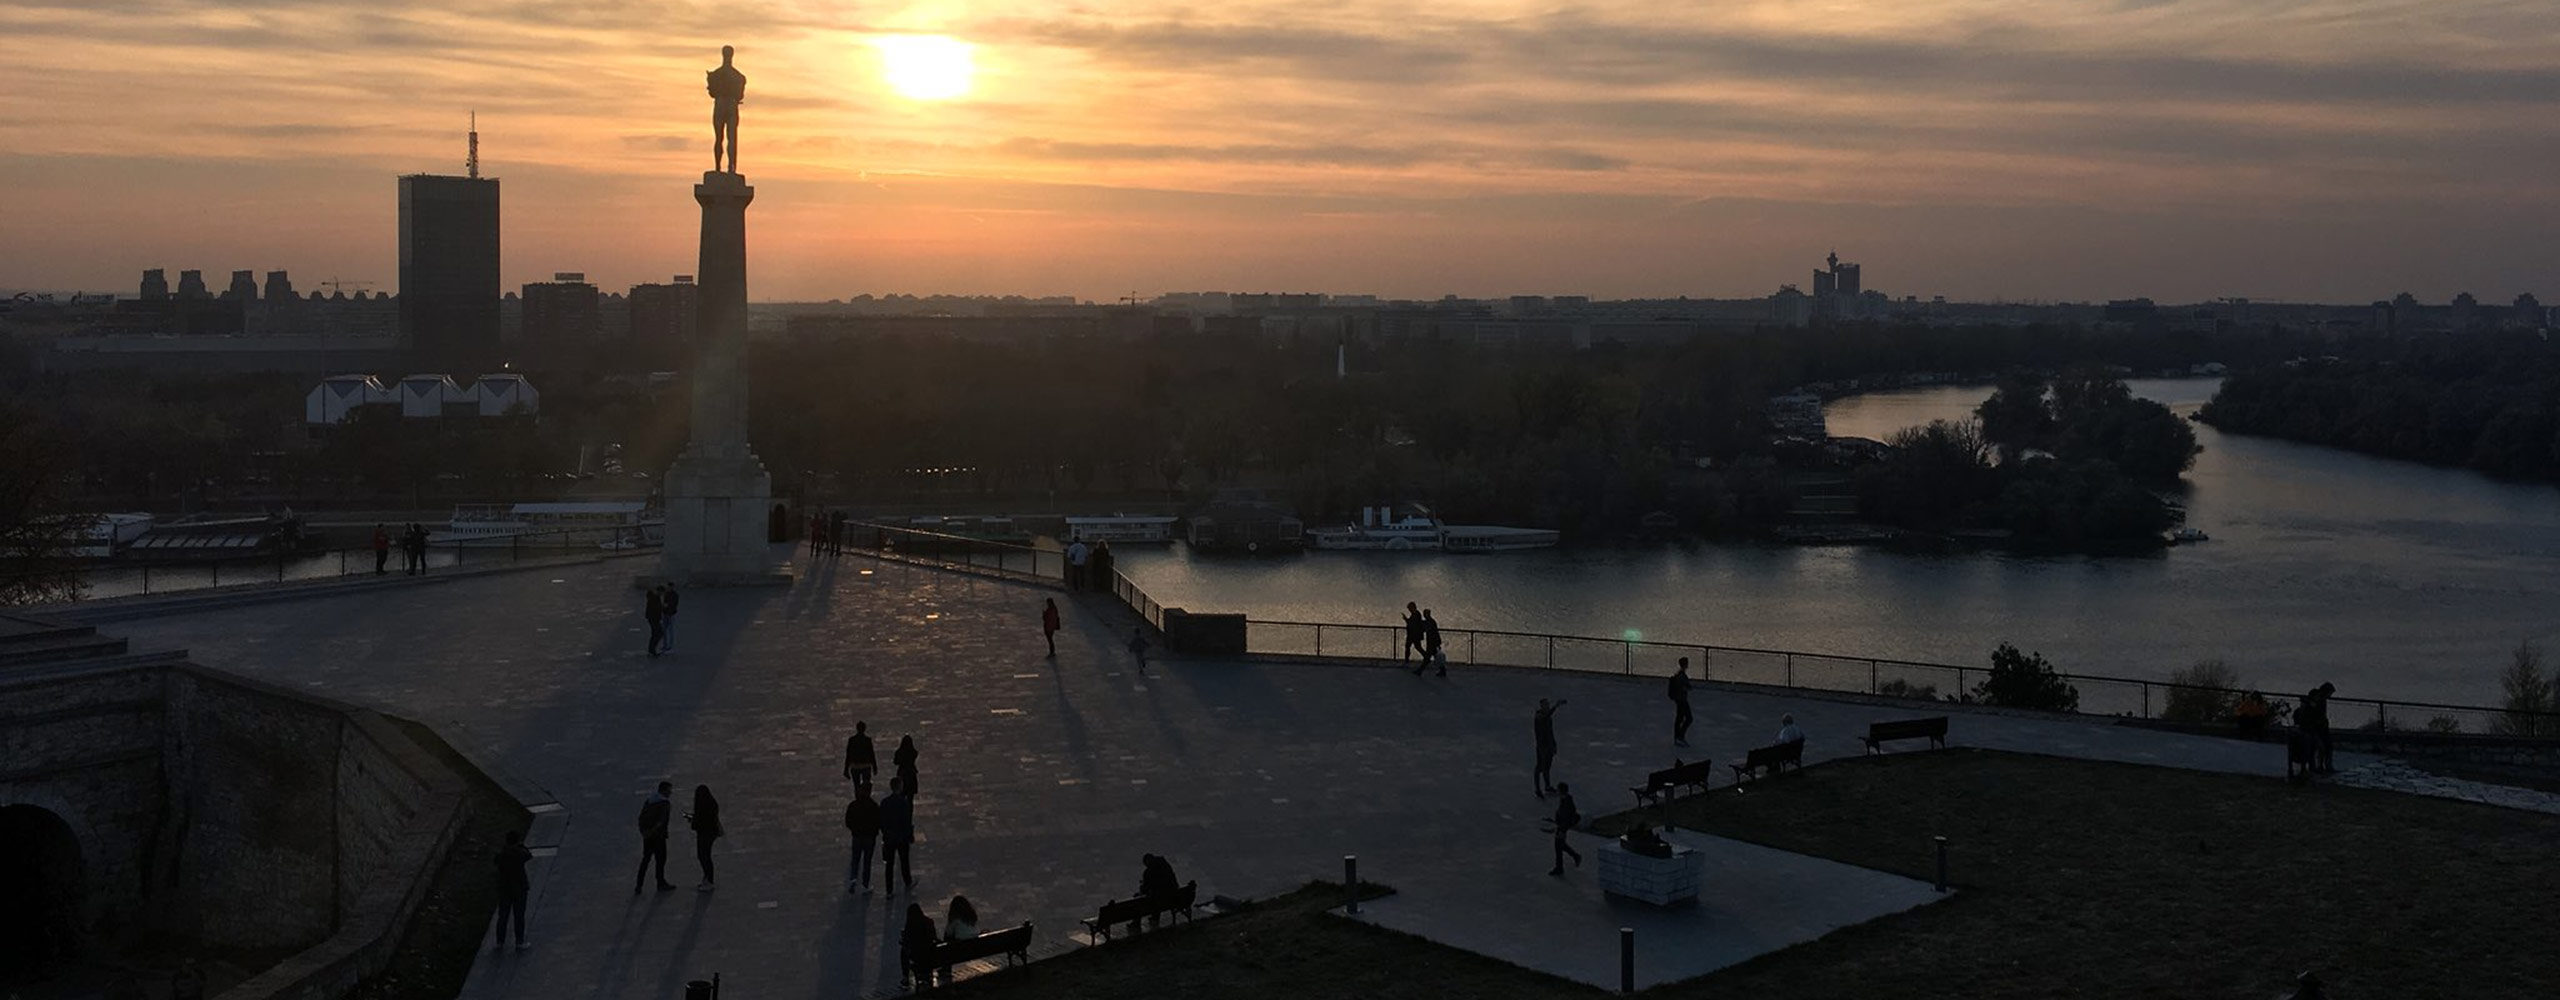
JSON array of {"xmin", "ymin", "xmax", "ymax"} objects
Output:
[{"xmin": 659, "ymin": 170, "xmax": 783, "ymax": 584}]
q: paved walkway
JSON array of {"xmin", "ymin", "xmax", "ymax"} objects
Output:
[{"xmin": 105, "ymin": 550, "xmax": 2443, "ymax": 998}]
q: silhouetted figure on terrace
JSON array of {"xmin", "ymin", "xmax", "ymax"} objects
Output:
[
  {"xmin": 894, "ymin": 734, "xmax": 920, "ymax": 798},
  {"xmin": 828, "ymin": 508, "xmax": 846, "ymax": 555},
  {"xmin": 1547, "ymin": 782, "xmax": 1582, "ymax": 875},
  {"xmin": 1042, "ymin": 597, "xmax": 1062, "ymax": 657},
  {"xmin": 1670, "ymin": 658, "xmax": 1695, "ymax": 746},
  {"xmin": 880, "ymin": 777, "xmax": 917, "ymax": 893},
  {"xmin": 687, "ymin": 784, "xmax": 722, "ymax": 890},
  {"xmin": 1421, "ymin": 609, "xmax": 1446, "ymax": 676},
  {"xmin": 844, "ymin": 720, "xmax": 876, "ymax": 796},
  {"xmin": 707, "ymin": 46, "xmax": 746, "ymax": 173},
  {"xmin": 900, "ymin": 903, "xmax": 936, "ymax": 989},
  {"xmin": 373, "ymin": 524, "xmax": 391, "ymax": 574},
  {"xmin": 493, "ymin": 828, "xmax": 531, "ymax": 950},
  {"xmin": 844, "ymin": 784, "xmax": 879, "ymax": 894},
  {"xmin": 1137, "ymin": 852, "xmax": 1180, "ymax": 931},
  {"xmin": 634, "ymin": 781, "xmax": 675, "ymax": 893},
  {"xmin": 644, "ymin": 586, "xmax": 666, "ymax": 657},
  {"xmin": 658, "ymin": 584, "xmax": 681, "ymax": 652},
  {"xmin": 2302, "ymin": 682, "xmax": 2337, "ymax": 773},
  {"xmin": 1402, "ymin": 602, "xmax": 1425, "ymax": 662},
  {"xmin": 1533, "ymin": 698, "xmax": 1565, "ymax": 797}
]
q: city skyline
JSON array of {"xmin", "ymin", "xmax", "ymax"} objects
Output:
[{"xmin": 4, "ymin": 0, "xmax": 2556, "ymax": 303}]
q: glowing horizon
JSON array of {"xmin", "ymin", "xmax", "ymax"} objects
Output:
[{"xmin": 1, "ymin": 0, "xmax": 2554, "ymax": 303}]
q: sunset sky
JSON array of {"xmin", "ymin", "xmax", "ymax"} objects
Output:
[{"xmin": 3, "ymin": 0, "xmax": 2555, "ymax": 303}]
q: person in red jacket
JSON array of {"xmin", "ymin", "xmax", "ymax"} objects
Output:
[{"xmin": 1041, "ymin": 598, "xmax": 1062, "ymax": 657}]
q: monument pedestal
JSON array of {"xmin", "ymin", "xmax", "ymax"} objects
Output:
[
  {"xmin": 1598, "ymin": 842, "xmax": 1703, "ymax": 906},
  {"xmin": 654, "ymin": 169, "xmax": 790, "ymax": 586}
]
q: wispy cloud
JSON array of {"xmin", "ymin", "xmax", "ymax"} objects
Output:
[{"xmin": 0, "ymin": 0, "xmax": 2554, "ymax": 300}]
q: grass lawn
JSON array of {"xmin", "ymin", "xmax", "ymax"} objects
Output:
[{"xmin": 944, "ymin": 749, "xmax": 2560, "ymax": 999}]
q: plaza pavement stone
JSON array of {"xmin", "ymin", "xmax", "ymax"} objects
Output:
[{"xmin": 107, "ymin": 548, "xmax": 2473, "ymax": 998}]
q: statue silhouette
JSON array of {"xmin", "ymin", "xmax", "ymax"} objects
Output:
[{"xmin": 707, "ymin": 46, "xmax": 747, "ymax": 173}]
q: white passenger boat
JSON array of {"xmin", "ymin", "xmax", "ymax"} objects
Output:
[
  {"xmin": 430, "ymin": 502, "xmax": 661, "ymax": 548},
  {"xmin": 1065, "ymin": 514, "xmax": 1178, "ymax": 544},
  {"xmin": 1308, "ymin": 506, "xmax": 1447, "ymax": 551}
]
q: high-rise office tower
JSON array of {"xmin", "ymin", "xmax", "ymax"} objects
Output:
[
  {"xmin": 522, "ymin": 272, "xmax": 601, "ymax": 361},
  {"xmin": 399, "ymin": 124, "xmax": 501, "ymax": 370},
  {"xmin": 139, "ymin": 269, "xmax": 170, "ymax": 300},
  {"xmin": 226, "ymin": 270, "xmax": 258, "ymax": 301},
  {"xmin": 176, "ymin": 270, "xmax": 209, "ymax": 300}
]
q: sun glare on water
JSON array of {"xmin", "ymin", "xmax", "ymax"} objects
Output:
[{"xmin": 872, "ymin": 35, "xmax": 975, "ymax": 100}]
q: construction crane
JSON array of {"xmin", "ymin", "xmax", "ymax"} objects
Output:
[{"xmin": 318, "ymin": 277, "xmax": 374, "ymax": 295}]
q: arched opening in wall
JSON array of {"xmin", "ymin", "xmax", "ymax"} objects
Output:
[{"xmin": 0, "ymin": 804, "xmax": 87, "ymax": 982}]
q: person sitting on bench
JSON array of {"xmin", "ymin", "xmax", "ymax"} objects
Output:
[
  {"xmin": 1776, "ymin": 713, "xmax": 1804, "ymax": 745},
  {"xmin": 944, "ymin": 894, "xmax": 980, "ymax": 941}
]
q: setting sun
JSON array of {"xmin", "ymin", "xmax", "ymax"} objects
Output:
[{"xmin": 871, "ymin": 34, "xmax": 974, "ymax": 100}]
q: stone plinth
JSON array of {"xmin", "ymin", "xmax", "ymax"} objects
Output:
[
  {"xmin": 1597, "ymin": 841, "xmax": 1703, "ymax": 906},
  {"xmin": 659, "ymin": 170, "xmax": 786, "ymax": 585}
]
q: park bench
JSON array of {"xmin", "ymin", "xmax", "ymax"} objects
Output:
[
  {"xmin": 1630, "ymin": 759, "xmax": 1716, "ymax": 809},
  {"xmin": 924, "ymin": 922, "xmax": 1032, "ymax": 985},
  {"xmin": 1080, "ymin": 881, "xmax": 1198, "ymax": 943},
  {"xmin": 1862, "ymin": 716, "xmax": 1949, "ymax": 754},
  {"xmin": 1729, "ymin": 738, "xmax": 1804, "ymax": 783}
]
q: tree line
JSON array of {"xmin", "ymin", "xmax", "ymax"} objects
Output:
[{"xmin": 2198, "ymin": 331, "xmax": 2560, "ymax": 481}]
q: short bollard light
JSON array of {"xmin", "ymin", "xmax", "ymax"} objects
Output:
[
  {"xmin": 1344, "ymin": 854, "xmax": 1360, "ymax": 914},
  {"xmin": 1933, "ymin": 835, "xmax": 1949, "ymax": 892},
  {"xmin": 1619, "ymin": 927, "xmax": 1636, "ymax": 994}
]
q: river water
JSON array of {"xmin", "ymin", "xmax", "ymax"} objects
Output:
[{"xmin": 1117, "ymin": 378, "xmax": 2560, "ymax": 705}]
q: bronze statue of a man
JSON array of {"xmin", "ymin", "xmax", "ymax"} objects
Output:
[{"xmin": 707, "ymin": 45, "xmax": 746, "ymax": 173}]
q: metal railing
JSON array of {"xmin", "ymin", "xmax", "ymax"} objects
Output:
[
  {"xmin": 838, "ymin": 521, "xmax": 1064, "ymax": 586},
  {"xmin": 7, "ymin": 524, "xmax": 661, "ymax": 605},
  {"xmin": 1242, "ymin": 619, "xmax": 2560, "ymax": 735},
  {"xmin": 1110, "ymin": 570, "xmax": 1164, "ymax": 630}
]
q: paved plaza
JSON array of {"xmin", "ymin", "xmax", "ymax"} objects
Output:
[{"xmin": 104, "ymin": 549, "xmax": 2529, "ymax": 998}]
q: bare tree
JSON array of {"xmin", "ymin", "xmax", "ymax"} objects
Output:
[
  {"xmin": 0, "ymin": 407, "xmax": 87, "ymax": 606},
  {"xmin": 2497, "ymin": 639, "xmax": 2554, "ymax": 736}
]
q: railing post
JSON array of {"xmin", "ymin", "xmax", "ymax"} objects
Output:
[
  {"xmin": 1547, "ymin": 636, "xmax": 1555, "ymax": 670},
  {"xmin": 1623, "ymin": 642, "xmax": 1632, "ymax": 675},
  {"xmin": 1619, "ymin": 927, "xmax": 1635, "ymax": 994},
  {"xmin": 1870, "ymin": 659, "xmax": 1878, "ymax": 693},
  {"xmin": 2141, "ymin": 682, "xmax": 2151, "ymax": 718},
  {"xmin": 1314, "ymin": 625, "xmax": 1322, "ymax": 658},
  {"xmin": 1344, "ymin": 855, "xmax": 1360, "ymax": 914},
  {"xmin": 1701, "ymin": 647, "xmax": 1710, "ymax": 681},
  {"xmin": 211, "ymin": 562, "xmax": 219, "ymax": 588},
  {"xmin": 1934, "ymin": 836, "xmax": 1949, "ymax": 892},
  {"xmin": 1785, "ymin": 652, "xmax": 1794, "ymax": 688},
  {"xmin": 142, "ymin": 565, "xmax": 151, "ymax": 595},
  {"xmin": 2377, "ymin": 702, "xmax": 2388, "ymax": 731},
  {"xmin": 1467, "ymin": 632, "xmax": 1476, "ymax": 666}
]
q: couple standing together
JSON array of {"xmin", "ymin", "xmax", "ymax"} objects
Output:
[{"xmin": 1402, "ymin": 602, "xmax": 1446, "ymax": 676}]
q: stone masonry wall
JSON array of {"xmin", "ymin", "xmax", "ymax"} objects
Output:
[
  {"xmin": 0, "ymin": 668, "xmax": 166, "ymax": 939},
  {"xmin": 165, "ymin": 670, "xmax": 344, "ymax": 952}
]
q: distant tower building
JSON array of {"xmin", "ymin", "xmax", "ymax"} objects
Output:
[
  {"xmin": 400, "ymin": 128, "xmax": 502, "ymax": 369},
  {"xmin": 1836, "ymin": 262, "xmax": 1861, "ymax": 297},
  {"xmin": 522, "ymin": 272, "xmax": 601, "ymax": 360},
  {"xmin": 139, "ymin": 269, "xmax": 170, "ymax": 301},
  {"xmin": 628, "ymin": 275, "xmax": 700, "ymax": 349},
  {"xmin": 222, "ymin": 270, "xmax": 257, "ymax": 301},
  {"xmin": 2514, "ymin": 293, "xmax": 2545, "ymax": 329},
  {"xmin": 176, "ymin": 270, "xmax": 210, "ymax": 300},
  {"xmin": 263, "ymin": 270, "xmax": 296, "ymax": 302}
]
